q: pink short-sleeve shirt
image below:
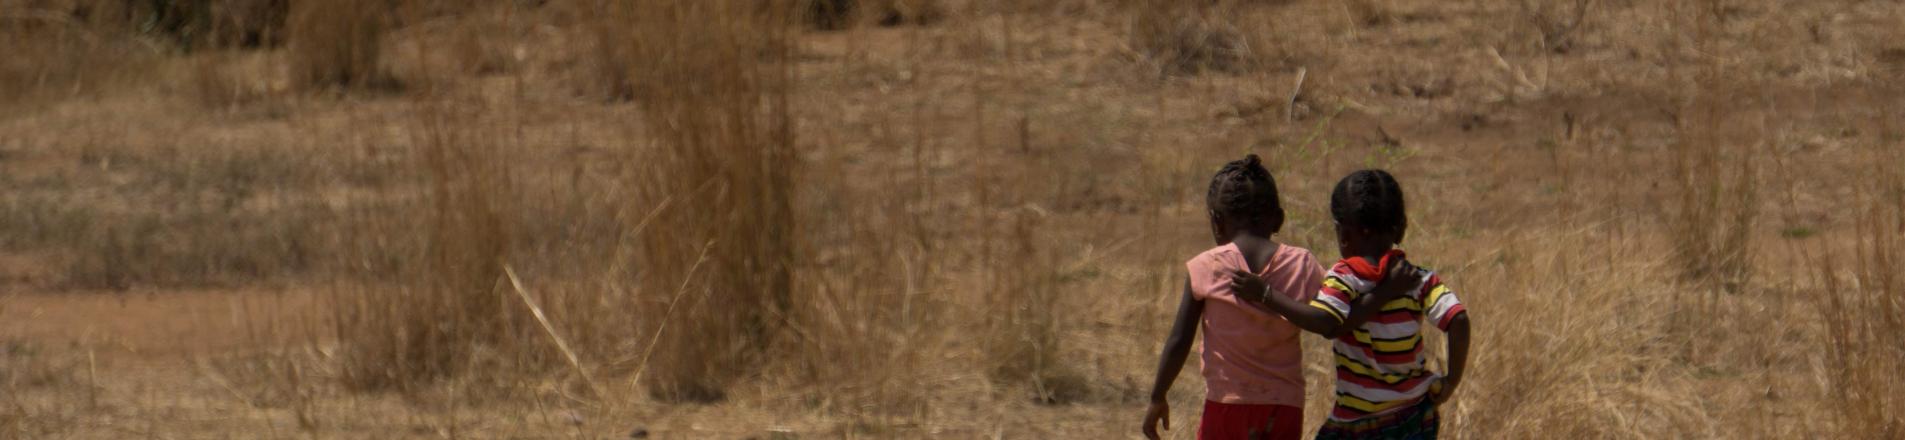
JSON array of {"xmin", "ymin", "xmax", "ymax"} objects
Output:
[{"xmin": 1186, "ymin": 242, "xmax": 1325, "ymax": 407}]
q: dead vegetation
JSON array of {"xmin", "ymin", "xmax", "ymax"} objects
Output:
[
  {"xmin": 1124, "ymin": 0, "xmax": 1249, "ymax": 75},
  {"xmin": 287, "ymin": 0, "xmax": 393, "ymax": 91},
  {"xmin": 619, "ymin": 0, "xmax": 799, "ymax": 401},
  {"xmin": 1, "ymin": 0, "xmax": 1903, "ymax": 438},
  {"xmin": 804, "ymin": 0, "xmax": 942, "ymax": 30}
]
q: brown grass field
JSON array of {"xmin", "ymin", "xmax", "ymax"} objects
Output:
[{"xmin": 2, "ymin": 0, "xmax": 1902, "ymax": 438}]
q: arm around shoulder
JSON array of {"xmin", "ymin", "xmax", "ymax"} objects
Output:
[{"xmin": 1228, "ymin": 269, "xmax": 1348, "ymax": 336}]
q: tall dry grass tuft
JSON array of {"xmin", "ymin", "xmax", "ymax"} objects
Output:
[
  {"xmin": 771, "ymin": 163, "xmax": 939, "ymax": 416},
  {"xmin": 613, "ymin": 0, "xmax": 799, "ymax": 402},
  {"xmin": 0, "ymin": 1, "xmax": 158, "ymax": 109},
  {"xmin": 981, "ymin": 207, "xmax": 1067, "ymax": 400},
  {"xmin": 0, "ymin": 341, "xmax": 84, "ymax": 437},
  {"xmin": 1343, "ymin": 0, "xmax": 1394, "ymax": 27},
  {"xmin": 1516, "ymin": 0, "xmax": 1595, "ymax": 54},
  {"xmin": 1124, "ymin": 0, "xmax": 1248, "ymax": 75},
  {"xmin": 332, "ymin": 105, "xmax": 518, "ymax": 391},
  {"xmin": 286, "ymin": 0, "xmax": 392, "ymax": 90},
  {"xmin": 1424, "ymin": 228, "xmax": 1716, "ymax": 437},
  {"xmin": 117, "ymin": 0, "xmax": 290, "ymax": 49},
  {"xmin": 1666, "ymin": 30, "xmax": 1759, "ymax": 295},
  {"xmin": 803, "ymin": 0, "xmax": 940, "ymax": 29},
  {"xmin": 1814, "ymin": 145, "xmax": 1905, "ymax": 438},
  {"xmin": 1667, "ymin": 113, "xmax": 1758, "ymax": 294}
]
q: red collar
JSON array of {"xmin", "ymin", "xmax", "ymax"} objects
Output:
[{"xmin": 1343, "ymin": 249, "xmax": 1407, "ymax": 281}]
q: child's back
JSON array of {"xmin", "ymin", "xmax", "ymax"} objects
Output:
[
  {"xmin": 1303, "ymin": 169, "xmax": 1472, "ymax": 439},
  {"xmin": 1186, "ymin": 241, "xmax": 1321, "ymax": 407},
  {"xmin": 1143, "ymin": 155, "xmax": 1319, "ymax": 440},
  {"xmin": 1309, "ymin": 250, "xmax": 1465, "ymax": 422}
]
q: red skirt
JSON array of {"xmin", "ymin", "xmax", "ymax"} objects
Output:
[{"xmin": 1199, "ymin": 400, "xmax": 1303, "ymax": 440}]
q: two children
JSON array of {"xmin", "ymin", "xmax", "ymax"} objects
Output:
[
  {"xmin": 1145, "ymin": 160, "xmax": 1473, "ymax": 440},
  {"xmin": 1143, "ymin": 156, "xmax": 1433, "ymax": 440}
]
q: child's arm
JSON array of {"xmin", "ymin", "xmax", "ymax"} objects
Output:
[
  {"xmin": 1337, "ymin": 261, "xmax": 1425, "ymax": 335},
  {"xmin": 1227, "ymin": 270, "xmax": 1343, "ymax": 335},
  {"xmin": 1229, "ymin": 262, "xmax": 1422, "ymax": 338},
  {"xmin": 1143, "ymin": 279, "xmax": 1201, "ymax": 440},
  {"xmin": 1434, "ymin": 312, "xmax": 1471, "ymax": 405}
]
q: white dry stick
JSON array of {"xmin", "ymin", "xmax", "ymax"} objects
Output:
[
  {"xmin": 1287, "ymin": 67, "xmax": 1308, "ymax": 123},
  {"xmin": 504, "ymin": 264, "xmax": 605, "ymax": 400},
  {"xmin": 1488, "ymin": 47, "xmax": 1542, "ymax": 96},
  {"xmin": 88, "ymin": 348, "xmax": 99, "ymax": 408},
  {"xmin": 629, "ymin": 241, "xmax": 717, "ymax": 389}
]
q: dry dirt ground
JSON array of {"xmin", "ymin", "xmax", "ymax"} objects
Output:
[{"xmin": 4, "ymin": 0, "xmax": 1904, "ymax": 438}]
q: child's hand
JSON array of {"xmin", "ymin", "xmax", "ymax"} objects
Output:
[
  {"xmin": 1142, "ymin": 400, "xmax": 1171, "ymax": 440},
  {"xmin": 1227, "ymin": 269, "xmax": 1276, "ymax": 303},
  {"xmin": 1368, "ymin": 260, "xmax": 1425, "ymax": 302},
  {"xmin": 1430, "ymin": 376, "xmax": 1460, "ymax": 407}
]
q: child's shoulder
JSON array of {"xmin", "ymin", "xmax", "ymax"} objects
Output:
[
  {"xmin": 1417, "ymin": 266, "xmax": 1451, "ymax": 289},
  {"xmin": 1272, "ymin": 242, "xmax": 1319, "ymax": 262},
  {"xmin": 1322, "ymin": 259, "xmax": 1359, "ymax": 278},
  {"xmin": 1188, "ymin": 243, "xmax": 1321, "ymax": 269},
  {"xmin": 1181, "ymin": 240, "xmax": 1242, "ymax": 268}
]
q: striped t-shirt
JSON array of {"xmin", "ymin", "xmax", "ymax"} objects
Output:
[{"xmin": 1308, "ymin": 250, "xmax": 1467, "ymax": 422}]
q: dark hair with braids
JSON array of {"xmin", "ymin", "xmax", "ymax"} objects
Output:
[
  {"xmin": 1329, "ymin": 169, "xmax": 1406, "ymax": 232},
  {"xmin": 1206, "ymin": 154, "xmax": 1284, "ymax": 234}
]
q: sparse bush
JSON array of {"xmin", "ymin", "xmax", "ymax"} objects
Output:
[
  {"xmin": 1816, "ymin": 150, "xmax": 1905, "ymax": 438},
  {"xmin": 802, "ymin": 0, "xmax": 940, "ymax": 30},
  {"xmin": 1518, "ymin": 0, "xmax": 1594, "ymax": 53},
  {"xmin": 121, "ymin": 0, "xmax": 290, "ymax": 49},
  {"xmin": 62, "ymin": 200, "xmax": 330, "ymax": 290},
  {"xmin": 804, "ymin": 0, "xmax": 857, "ymax": 30},
  {"xmin": 331, "ymin": 108, "xmax": 519, "ymax": 391},
  {"xmin": 618, "ymin": 0, "xmax": 799, "ymax": 401},
  {"xmin": 773, "ymin": 167, "xmax": 938, "ymax": 414},
  {"xmin": 0, "ymin": 2, "xmax": 157, "ymax": 106},
  {"xmin": 286, "ymin": 0, "xmax": 394, "ymax": 91},
  {"xmin": 981, "ymin": 208, "xmax": 1066, "ymax": 399},
  {"xmin": 190, "ymin": 52, "xmax": 269, "ymax": 110},
  {"xmin": 0, "ymin": 341, "xmax": 83, "ymax": 437},
  {"xmin": 867, "ymin": 0, "xmax": 941, "ymax": 27},
  {"xmin": 1, "ymin": 141, "xmax": 334, "ymax": 290},
  {"xmin": 1125, "ymin": 0, "xmax": 1248, "ymax": 75},
  {"xmin": 1667, "ymin": 91, "xmax": 1758, "ymax": 294},
  {"xmin": 1345, "ymin": 0, "xmax": 1394, "ymax": 26}
]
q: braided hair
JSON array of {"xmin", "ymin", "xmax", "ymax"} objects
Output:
[
  {"xmin": 1206, "ymin": 154, "xmax": 1285, "ymax": 234},
  {"xmin": 1329, "ymin": 169, "xmax": 1406, "ymax": 232}
]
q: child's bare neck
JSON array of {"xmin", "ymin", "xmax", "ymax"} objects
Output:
[
  {"xmin": 1230, "ymin": 233, "xmax": 1278, "ymax": 248},
  {"xmin": 1230, "ymin": 234, "xmax": 1280, "ymax": 273}
]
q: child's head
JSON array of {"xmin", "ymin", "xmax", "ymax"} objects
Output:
[
  {"xmin": 1329, "ymin": 169, "xmax": 1407, "ymax": 257},
  {"xmin": 1205, "ymin": 154, "xmax": 1284, "ymax": 244}
]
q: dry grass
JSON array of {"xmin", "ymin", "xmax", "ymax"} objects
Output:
[
  {"xmin": 804, "ymin": 0, "xmax": 942, "ymax": 29},
  {"xmin": 0, "ymin": 1, "xmax": 159, "ymax": 111},
  {"xmin": 287, "ymin": 0, "xmax": 392, "ymax": 90},
  {"xmin": 330, "ymin": 103, "xmax": 521, "ymax": 392},
  {"xmin": 981, "ymin": 208, "xmax": 1068, "ymax": 399},
  {"xmin": 1515, "ymin": 0, "xmax": 1595, "ymax": 54},
  {"xmin": 2, "ymin": 0, "xmax": 1904, "ymax": 438},
  {"xmin": 615, "ymin": 0, "xmax": 799, "ymax": 401},
  {"xmin": 1124, "ymin": 0, "xmax": 1249, "ymax": 75},
  {"xmin": 0, "ymin": 340, "xmax": 85, "ymax": 437},
  {"xmin": 1814, "ymin": 145, "xmax": 1905, "ymax": 438},
  {"xmin": 0, "ymin": 130, "xmax": 338, "ymax": 290}
]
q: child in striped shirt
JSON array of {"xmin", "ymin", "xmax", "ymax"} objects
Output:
[{"xmin": 1229, "ymin": 169, "xmax": 1472, "ymax": 439}]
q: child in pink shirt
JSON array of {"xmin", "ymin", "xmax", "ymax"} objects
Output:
[{"xmin": 1144, "ymin": 155, "xmax": 1420, "ymax": 440}]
